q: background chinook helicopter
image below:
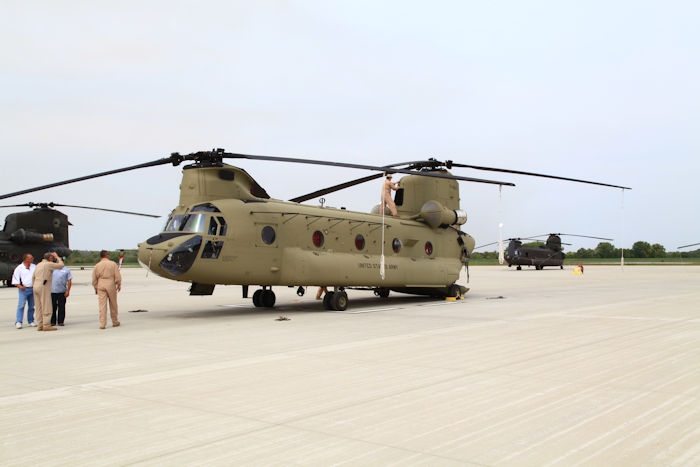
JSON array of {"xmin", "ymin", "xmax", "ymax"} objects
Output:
[
  {"xmin": 0, "ymin": 202, "xmax": 158, "ymax": 285},
  {"xmin": 0, "ymin": 150, "xmax": 630, "ymax": 310},
  {"xmin": 476, "ymin": 233, "xmax": 614, "ymax": 270}
]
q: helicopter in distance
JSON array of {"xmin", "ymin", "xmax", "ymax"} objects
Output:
[
  {"xmin": 476, "ymin": 233, "xmax": 614, "ymax": 270},
  {"xmin": 0, "ymin": 150, "xmax": 630, "ymax": 310},
  {"xmin": 0, "ymin": 202, "xmax": 159, "ymax": 285}
]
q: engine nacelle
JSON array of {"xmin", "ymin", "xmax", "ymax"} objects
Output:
[
  {"xmin": 10, "ymin": 229, "xmax": 54, "ymax": 245},
  {"xmin": 419, "ymin": 201, "xmax": 467, "ymax": 228}
]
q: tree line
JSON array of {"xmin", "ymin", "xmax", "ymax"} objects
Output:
[
  {"xmin": 471, "ymin": 241, "xmax": 700, "ymax": 259},
  {"xmin": 65, "ymin": 250, "xmax": 139, "ymax": 265}
]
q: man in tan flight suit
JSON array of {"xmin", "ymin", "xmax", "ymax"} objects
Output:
[
  {"xmin": 32, "ymin": 252, "xmax": 65, "ymax": 331},
  {"xmin": 379, "ymin": 174, "xmax": 400, "ymax": 217},
  {"xmin": 92, "ymin": 250, "xmax": 122, "ymax": 329}
]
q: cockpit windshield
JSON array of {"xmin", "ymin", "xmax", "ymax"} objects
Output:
[
  {"xmin": 182, "ymin": 214, "xmax": 207, "ymax": 233},
  {"xmin": 162, "ymin": 213, "xmax": 207, "ymax": 234},
  {"xmin": 164, "ymin": 215, "xmax": 186, "ymax": 232}
]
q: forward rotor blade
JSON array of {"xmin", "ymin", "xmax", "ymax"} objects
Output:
[
  {"xmin": 474, "ymin": 237, "xmax": 543, "ymax": 249},
  {"xmin": 0, "ymin": 156, "xmax": 183, "ymax": 201},
  {"xmin": 0, "ymin": 203, "xmax": 33, "ymax": 208},
  {"xmin": 526, "ymin": 233, "xmax": 614, "ymax": 241},
  {"xmin": 221, "ymin": 152, "xmax": 515, "ymax": 187},
  {"xmin": 450, "ymin": 163, "xmax": 631, "ymax": 190},
  {"xmin": 678, "ymin": 242, "xmax": 700, "ymax": 249},
  {"xmin": 550, "ymin": 233, "xmax": 614, "ymax": 241},
  {"xmin": 51, "ymin": 204, "xmax": 160, "ymax": 218}
]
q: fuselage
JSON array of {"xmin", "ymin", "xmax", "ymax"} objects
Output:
[{"xmin": 137, "ymin": 198, "xmax": 475, "ymax": 289}]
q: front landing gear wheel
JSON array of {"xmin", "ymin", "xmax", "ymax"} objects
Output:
[
  {"xmin": 332, "ymin": 291, "xmax": 348, "ymax": 311},
  {"xmin": 261, "ymin": 290, "xmax": 276, "ymax": 308},
  {"xmin": 516, "ymin": 266, "xmax": 522, "ymax": 270},
  {"xmin": 252, "ymin": 290, "xmax": 262, "ymax": 307},
  {"xmin": 323, "ymin": 292, "xmax": 335, "ymax": 310},
  {"xmin": 374, "ymin": 288, "xmax": 390, "ymax": 298}
]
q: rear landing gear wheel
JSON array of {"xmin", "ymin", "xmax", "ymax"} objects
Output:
[
  {"xmin": 261, "ymin": 290, "xmax": 276, "ymax": 308},
  {"xmin": 323, "ymin": 292, "xmax": 335, "ymax": 310},
  {"xmin": 517, "ymin": 266, "xmax": 522, "ymax": 270},
  {"xmin": 560, "ymin": 265, "xmax": 564, "ymax": 270},
  {"xmin": 332, "ymin": 291, "xmax": 348, "ymax": 311},
  {"xmin": 449, "ymin": 284, "xmax": 462, "ymax": 299},
  {"xmin": 252, "ymin": 290, "xmax": 262, "ymax": 307}
]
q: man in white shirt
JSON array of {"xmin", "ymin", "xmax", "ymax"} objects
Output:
[{"xmin": 11, "ymin": 253, "xmax": 37, "ymax": 329}]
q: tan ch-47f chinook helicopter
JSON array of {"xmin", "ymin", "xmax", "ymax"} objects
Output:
[{"xmin": 0, "ymin": 150, "xmax": 630, "ymax": 311}]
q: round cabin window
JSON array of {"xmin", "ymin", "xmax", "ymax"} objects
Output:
[
  {"xmin": 312, "ymin": 230, "xmax": 324, "ymax": 248},
  {"xmin": 392, "ymin": 238, "xmax": 402, "ymax": 254},
  {"xmin": 425, "ymin": 241, "xmax": 433, "ymax": 255},
  {"xmin": 261, "ymin": 226, "xmax": 276, "ymax": 245},
  {"xmin": 355, "ymin": 234, "xmax": 365, "ymax": 251}
]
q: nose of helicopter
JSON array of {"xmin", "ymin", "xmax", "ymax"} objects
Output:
[
  {"xmin": 137, "ymin": 241, "xmax": 167, "ymax": 276},
  {"xmin": 137, "ymin": 233, "xmax": 203, "ymax": 277}
]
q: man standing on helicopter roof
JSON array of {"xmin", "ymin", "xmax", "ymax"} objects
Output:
[{"xmin": 379, "ymin": 174, "xmax": 400, "ymax": 217}]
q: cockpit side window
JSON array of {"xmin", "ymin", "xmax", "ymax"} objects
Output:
[
  {"xmin": 217, "ymin": 217, "xmax": 227, "ymax": 236},
  {"xmin": 208, "ymin": 217, "xmax": 219, "ymax": 236},
  {"xmin": 161, "ymin": 216, "xmax": 172, "ymax": 232}
]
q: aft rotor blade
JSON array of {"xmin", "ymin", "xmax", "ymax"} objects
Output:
[
  {"xmin": 290, "ymin": 174, "xmax": 384, "ymax": 203},
  {"xmin": 0, "ymin": 156, "xmax": 184, "ymax": 201},
  {"xmin": 678, "ymin": 242, "xmax": 700, "ymax": 249},
  {"xmin": 221, "ymin": 152, "xmax": 515, "ymax": 187},
  {"xmin": 474, "ymin": 241, "xmax": 500, "ymax": 249},
  {"xmin": 288, "ymin": 160, "xmax": 439, "ymax": 203},
  {"xmin": 51, "ymin": 204, "xmax": 160, "ymax": 218},
  {"xmin": 450, "ymin": 163, "xmax": 631, "ymax": 190}
]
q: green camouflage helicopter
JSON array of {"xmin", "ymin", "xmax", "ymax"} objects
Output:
[{"xmin": 0, "ymin": 202, "xmax": 158, "ymax": 285}]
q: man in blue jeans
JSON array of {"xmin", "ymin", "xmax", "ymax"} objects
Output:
[{"xmin": 11, "ymin": 253, "xmax": 37, "ymax": 329}]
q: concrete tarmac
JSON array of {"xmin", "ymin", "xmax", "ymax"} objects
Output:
[{"xmin": 1, "ymin": 265, "xmax": 699, "ymax": 466}]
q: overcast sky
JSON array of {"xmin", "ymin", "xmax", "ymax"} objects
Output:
[{"xmin": 1, "ymin": 1, "xmax": 698, "ymax": 252}]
